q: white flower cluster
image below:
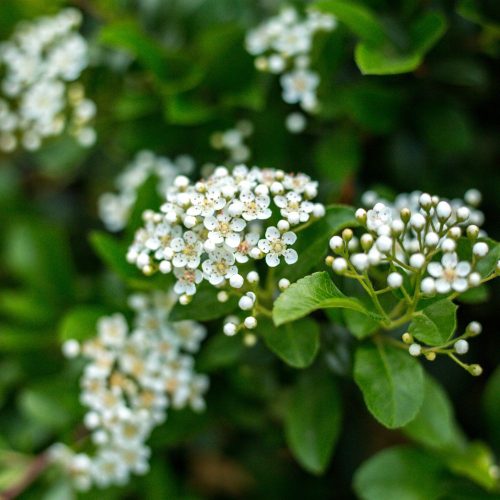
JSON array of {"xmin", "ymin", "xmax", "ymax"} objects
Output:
[
  {"xmin": 52, "ymin": 291, "xmax": 208, "ymax": 490},
  {"xmin": 127, "ymin": 165, "xmax": 325, "ymax": 302},
  {"xmin": 245, "ymin": 7, "xmax": 336, "ymax": 124},
  {"xmin": 99, "ymin": 150, "xmax": 195, "ymax": 232},
  {"xmin": 210, "ymin": 121, "xmax": 253, "ymax": 163},
  {"xmin": 329, "ymin": 190, "xmax": 494, "ymax": 296},
  {"xmin": 0, "ymin": 9, "xmax": 96, "ymax": 152}
]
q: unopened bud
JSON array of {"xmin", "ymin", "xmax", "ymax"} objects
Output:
[
  {"xmin": 469, "ymin": 364, "xmax": 483, "ymax": 376},
  {"xmin": 425, "ymin": 352, "xmax": 436, "ymax": 361},
  {"xmin": 342, "ymin": 228, "xmax": 353, "ymax": 242},
  {"xmin": 402, "ymin": 332, "xmax": 413, "ymax": 344}
]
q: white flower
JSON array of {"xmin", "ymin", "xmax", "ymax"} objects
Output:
[
  {"xmin": 97, "ymin": 314, "xmax": 128, "ymax": 348},
  {"xmin": 238, "ymin": 190, "xmax": 272, "ymax": 221},
  {"xmin": 202, "ymin": 248, "xmax": 238, "ymax": 285},
  {"xmin": 427, "ymin": 253, "xmax": 471, "ymax": 293},
  {"xmin": 170, "ymin": 231, "xmax": 203, "ymax": 268},
  {"xmin": 366, "ymin": 203, "xmax": 392, "ymax": 232},
  {"xmin": 187, "ymin": 189, "xmax": 226, "ymax": 217},
  {"xmin": 173, "ymin": 267, "xmax": 203, "ymax": 296},
  {"xmin": 234, "ymin": 232, "xmax": 260, "ymax": 263},
  {"xmin": 204, "ymin": 213, "xmax": 246, "ymax": 248},
  {"xmin": 281, "ymin": 68, "xmax": 319, "ymax": 107},
  {"xmin": 274, "ymin": 191, "xmax": 314, "ymax": 225},
  {"xmin": 258, "ymin": 227, "xmax": 298, "ymax": 267}
]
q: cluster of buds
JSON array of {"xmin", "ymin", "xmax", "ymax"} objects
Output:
[
  {"xmin": 210, "ymin": 120, "xmax": 253, "ymax": 163},
  {"xmin": 0, "ymin": 8, "xmax": 96, "ymax": 151},
  {"xmin": 53, "ymin": 292, "xmax": 208, "ymax": 490},
  {"xmin": 99, "ymin": 150, "xmax": 195, "ymax": 232},
  {"xmin": 127, "ymin": 165, "xmax": 325, "ymax": 303},
  {"xmin": 328, "ymin": 190, "xmax": 494, "ymax": 297},
  {"xmin": 403, "ymin": 321, "xmax": 484, "ymax": 376},
  {"xmin": 245, "ymin": 7, "xmax": 336, "ymax": 127}
]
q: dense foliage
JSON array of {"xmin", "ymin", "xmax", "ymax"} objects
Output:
[{"xmin": 0, "ymin": 0, "xmax": 499, "ymax": 499}]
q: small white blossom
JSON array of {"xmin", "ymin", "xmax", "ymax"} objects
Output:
[
  {"xmin": 258, "ymin": 227, "xmax": 298, "ymax": 267},
  {"xmin": 427, "ymin": 253, "xmax": 471, "ymax": 294}
]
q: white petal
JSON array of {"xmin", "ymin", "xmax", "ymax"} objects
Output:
[
  {"xmin": 274, "ymin": 196, "xmax": 287, "ymax": 208},
  {"xmin": 258, "ymin": 239, "xmax": 271, "ymax": 253},
  {"xmin": 204, "ymin": 216, "xmax": 218, "ymax": 230},
  {"xmin": 266, "ymin": 253, "xmax": 280, "ymax": 267},
  {"xmin": 456, "ymin": 261, "xmax": 471, "ymax": 277},
  {"xmin": 265, "ymin": 226, "xmax": 280, "ymax": 241},
  {"xmin": 283, "ymin": 248, "xmax": 298, "ymax": 264},
  {"xmin": 435, "ymin": 279, "xmax": 451, "ymax": 294},
  {"xmin": 452, "ymin": 278, "xmax": 468, "ymax": 293},
  {"xmin": 282, "ymin": 231, "xmax": 297, "ymax": 245},
  {"xmin": 427, "ymin": 262, "xmax": 443, "ymax": 278},
  {"xmin": 442, "ymin": 252, "xmax": 458, "ymax": 268},
  {"xmin": 225, "ymin": 233, "xmax": 241, "ymax": 248},
  {"xmin": 230, "ymin": 218, "xmax": 246, "ymax": 232},
  {"xmin": 170, "ymin": 238, "xmax": 184, "ymax": 252}
]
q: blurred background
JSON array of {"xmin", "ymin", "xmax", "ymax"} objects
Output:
[{"xmin": 0, "ymin": 0, "xmax": 499, "ymax": 498}]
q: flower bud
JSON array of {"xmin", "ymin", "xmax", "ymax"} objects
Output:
[
  {"xmin": 329, "ymin": 235, "xmax": 344, "ymax": 252},
  {"xmin": 409, "ymin": 343, "xmax": 422, "ymax": 356},
  {"xmin": 387, "ymin": 272, "xmax": 403, "ymax": 289},
  {"xmin": 402, "ymin": 332, "xmax": 413, "ymax": 344},
  {"xmin": 466, "ymin": 224, "xmax": 479, "ymax": 240},
  {"xmin": 332, "ymin": 257, "xmax": 347, "ymax": 274},
  {"xmin": 454, "ymin": 339, "xmax": 469, "ymax": 354},
  {"xmin": 244, "ymin": 316, "xmax": 257, "ymax": 329},
  {"xmin": 419, "ymin": 193, "xmax": 432, "ymax": 210},
  {"xmin": 244, "ymin": 333, "xmax": 257, "ymax": 346},
  {"xmin": 410, "ymin": 213, "xmax": 426, "ymax": 231},
  {"xmin": 425, "ymin": 352, "xmax": 436, "ymax": 361},
  {"xmin": 246, "ymin": 271, "xmax": 260, "ymax": 284},
  {"xmin": 436, "ymin": 201, "xmax": 452, "ymax": 220},
  {"xmin": 229, "ymin": 274, "xmax": 244, "ymax": 289},
  {"xmin": 278, "ymin": 278, "xmax": 290, "ymax": 291},
  {"xmin": 467, "ymin": 321, "xmax": 482, "ymax": 336},
  {"xmin": 217, "ymin": 291, "xmax": 229, "ymax": 303},
  {"xmin": 469, "ymin": 364, "xmax": 483, "ymax": 376},
  {"xmin": 473, "ymin": 242, "xmax": 488, "ymax": 257},
  {"xmin": 355, "ymin": 208, "xmax": 367, "ymax": 224},
  {"xmin": 223, "ymin": 322, "xmax": 238, "ymax": 336},
  {"xmin": 400, "ymin": 208, "xmax": 411, "ymax": 223},
  {"xmin": 342, "ymin": 228, "xmax": 353, "ymax": 242}
]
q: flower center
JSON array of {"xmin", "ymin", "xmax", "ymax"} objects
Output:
[
  {"xmin": 443, "ymin": 267, "xmax": 457, "ymax": 282},
  {"xmin": 272, "ymin": 241, "xmax": 284, "ymax": 253}
]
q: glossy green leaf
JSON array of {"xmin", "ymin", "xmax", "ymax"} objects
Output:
[
  {"xmin": 285, "ymin": 370, "xmax": 342, "ymax": 474},
  {"xmin": 257, "ymin": 317, "xmax": 320, "ymax": 369},
  {"xmin": 314, "ymin": 0, "xmax": 387, "ymax": 45},
  {"xmin": 273, "ymin": 272, "xmax": 383, "ymax": 327},
  {"xmin": 354, "ymin": 446, "xmax": 445, "ymax": 500},
  {"xmin": 408, "ymin": 299, "xmax": 457, "ymax": 346},
  {"xmin": 354, "ymin": 343, "xmax": 424, "ymax": 428},
  {"xmin": 403, "ymin": 375, "xmax": 466, "ymax": 453},
  {"xmin": 355, "ymin": 12, "xmax": 447, "ymax": 75}
]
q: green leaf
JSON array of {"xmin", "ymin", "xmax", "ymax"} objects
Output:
[
  {"xmin": 273, "ymin": 272, "xmax": 383, "ymax": 327},
  {"xmin": 475, "ymin": 239, "xmax": 499, "ymax": 278},
  {"xmin": 257, "ymin": 317, "xmax": 319, "ymax": 369},
  {"xmin": 354, "ymin": 445, "xmax": 445, "ymax": 500},
  {"xmin": 4, "ymin": 221, "xmax": 76, "ymax": 305},
  {"xmin": 344, "ymin": 309, "xmax": 379, "ymax": 339},
  {"xmin": 447, "ymin": 442, "xmax": 499, "ymax": 491},
  {"xmin": 59, "ymin": 306, "xmax": 108, "ymax": 342},
  {"xmin": 281, "ymin": 205, "xmax": 358, "ymax": 282},
  {"xmin": 355, "ymin": 12, "xmax": 447, "ymax": 75},
  {"xmin": 169, "ymin": 282, "xmax": 237, "ymax": 321},
  {"xmin": 314, "ymin": 0, "xmax": 387, "ymax": 45},
  {"xmin": 354, "ymin": 343, "xmax": 424, "ymax": 428},
  {"xmin": 408, "ymin": 299, "xmax": 457, "ymax": 346},
  {"xmin": 285, "ymin": 370, "xmax": 342, "ymax": 474},
  {"xmin": 403, "ymin": 375, "xmax": 467, "ymax": 453}
]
